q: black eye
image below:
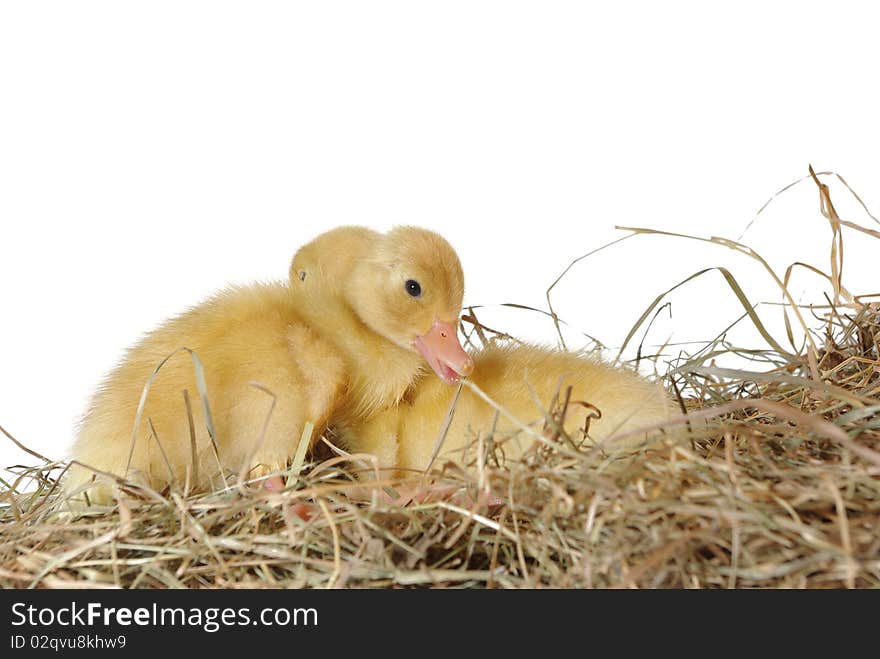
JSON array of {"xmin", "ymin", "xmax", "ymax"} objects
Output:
[{"xmin": 405, "ymin": 279, "xmax": 422, "ymax": 298}]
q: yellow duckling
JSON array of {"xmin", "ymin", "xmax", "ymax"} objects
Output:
[
  {"xmin": 345, "ymin": 343, "xmax": 672, "ymax": 477},
  {"xmin": 66, "ymin": 226, "xmax": 473, "ymax": 504}
]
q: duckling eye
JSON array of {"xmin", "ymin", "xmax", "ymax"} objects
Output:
[{"xmin": 405, "ymin": 279, "xmax": 422, "ymax": 298}]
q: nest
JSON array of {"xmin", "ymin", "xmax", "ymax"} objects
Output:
[{"xmin": 2, "ymin": 167, "xmax": 879, "ymax": 589}]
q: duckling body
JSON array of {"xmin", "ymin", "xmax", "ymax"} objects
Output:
[
  {"xmin": 345, "ymin": 343, "xmax": 671, "ymax": 476},
  {"xmin": 67, "ymin": 284, "xmax": 344, "ymax": 502},
  {"xmin": 67, "ymin": 226, "xmax": 472, "ymax": 503}
]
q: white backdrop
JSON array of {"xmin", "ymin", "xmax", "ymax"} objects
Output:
[{"xmin": 2, "ymin": 1, "xmax": 878, "ymax": 481}]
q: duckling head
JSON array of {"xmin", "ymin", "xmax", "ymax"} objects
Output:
[{"xmin": 347, "ymin": 226, "xmax": 474, "ymax": 385}]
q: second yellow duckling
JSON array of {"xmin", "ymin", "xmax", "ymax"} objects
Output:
[
  {"xmin": 66, "ymin": 226, "xmax": 473, "ymax": 504},
  {"xmin": 344, "ymin": 343, "xmax": 672, "ymax": 477}
]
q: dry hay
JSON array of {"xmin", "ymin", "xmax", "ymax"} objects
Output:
[{"xmin": 2, "ymin": 167, "xmax": 879, "ymax": 589}]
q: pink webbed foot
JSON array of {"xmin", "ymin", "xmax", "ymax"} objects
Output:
[{"xmin": 262, "ymin": 475, "xmax": 285, "ymax": 492}]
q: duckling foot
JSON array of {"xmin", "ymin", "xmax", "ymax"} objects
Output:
[
  {"xmin": 375, "ymin": 482, "xmax": 451, "ymax": 506},
  {"xmin": 263, "ymin": 475, "xmax": 285, "ymax": 492},
  {"xmin": 382, "ymin": 482, "xmax": 504, "ymax": 508},
  {"xmin": 257, "ymin": 474, "xmax": 314, "ymax": 520},
  {"xmin": 246, "ymin": 463, "xmax": 289, "ymax": 494},
  {"xmin": 288, "ymin": 502, "xmax": 314, "ymax": 521}
]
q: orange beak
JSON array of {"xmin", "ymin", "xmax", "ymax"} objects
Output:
[{"xmin": 413, "ymin": 320, "xmax": 474, "ymax": 385}]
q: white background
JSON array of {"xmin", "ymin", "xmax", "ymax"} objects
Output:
[{"xmin": 2, "ymin": 1, "xmax": 878, "ymax": 481}]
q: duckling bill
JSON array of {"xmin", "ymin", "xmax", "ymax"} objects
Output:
[{"xmin": 66, "ymin": 225, "xmax": 471, "ymax": 504}]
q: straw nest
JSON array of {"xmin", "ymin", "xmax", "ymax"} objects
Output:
[{"xmin": 2, "ymin": 167, "xmax": 878, "ymax": 589}]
